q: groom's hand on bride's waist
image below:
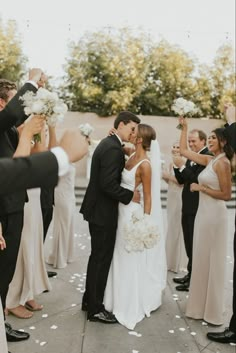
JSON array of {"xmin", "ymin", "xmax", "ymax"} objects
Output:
[{"xmin": 132, "ymin": 189, "xmax": 140, "ymax": 204}]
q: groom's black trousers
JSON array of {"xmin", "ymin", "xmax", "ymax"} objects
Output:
[{"xmin": 83, "ymin": 222, "xmax": 117, "ymax": 315}]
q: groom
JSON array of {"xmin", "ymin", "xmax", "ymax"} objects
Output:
[{"xmin": 80, "ymin": 111, "xmax": 140, "ymax": 323}]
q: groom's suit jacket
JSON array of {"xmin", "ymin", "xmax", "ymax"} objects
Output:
[
  {"xmin": 174, "ymin": 147, "xmax": 210, "ymax": 215},
  {"xmin": 0, "ymin": 82, "xmax": 37, "ymax": 215},
  {"xmin": 0, "ymin": 151, "xmax": 59, "ymax": 196},
  {"xmin": 80, "ymin": 134, "xmax": 133, "ymax": 228}
]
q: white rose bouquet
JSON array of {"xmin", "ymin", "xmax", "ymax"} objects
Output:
[
  {"xmin": 123, "ymin": 209, "xmax": 160, "ymax": 252},
  {"xmin": 20, "ymin": 88, "xmax": 68, "ymax": 142},
  {"xmin": 171, "ymin": 97, "xmax": 198, "ymax": 129},
  {"xmin": 79, "ymin": 123, "xmax": 94, "ymax": 137}
]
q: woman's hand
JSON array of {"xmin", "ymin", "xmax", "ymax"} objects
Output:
[
  {"xmin": 0, "ymin": 224, "xmax": 6, "ymax": 250},
  {"xmin": 108, "ymin": 127, "xmax": 117, "ymax": 136},
  {"xmin": 190, "ymin": 183, "xmax": 201, "ymax": 192},
  {"xmin": 178, "ymin": 116, "xmax": 187, "ymax": 129}
]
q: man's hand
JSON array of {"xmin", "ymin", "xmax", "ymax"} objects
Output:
[
  {"xmin": 173, "ymin": 156, "xmax": 185, "ymax": 168},
  {"xmin": 132, "ymin": 189, "xmax": 140, "ymax": 204},
  {"xmin": 59, "ymin": 128, "xmax": 89, "ymax": 163},
  {"xmin": 0, "ymin": 224, "xmax": 6, "ymax": 251},
  {"xmin": 22, "ymin": 115, "xmax": 45, "ymax": 139},
  {"xmin": 28, "ymin": 68, "xmax": 47, "ymax": 87},
  {"xmin": 225, "ymin": 105, "xmax": 236, "ymax": 125}
]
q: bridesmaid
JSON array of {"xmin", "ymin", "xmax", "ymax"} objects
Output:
[
  {"xmin": 178, "ymin": 117, "xmax": 233, "ymax": 325},
  {"xmin": 6, "ymin": 124, "xmax": 56, "ymax": 318},
  {"xmin": 46, "ymin": 163, "xmax": 76, "ymax": 269},
  {"xmin": 162, "ymin": 141, "xmax": 187, "ymax": 273}
]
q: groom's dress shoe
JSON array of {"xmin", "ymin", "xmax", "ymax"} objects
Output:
[
  {"xmin": 173, "ymin": 274, "xmax": 190, "ymax": 284},
  {"xmin": 5, "ymin": 322, "xmax": 30, "ymax": 342},
  {"xmin": 207, "ymin": 328, "xmax": 236, "ymax": 343},
  {"xmin": 47, "ymin": 271, "xmax": 57, "ymax": 278},
  {"xmin": 81, "ymin": 302, "xmax": 88, "ymax": 311},
  {"xmin": 88, "ymin": 309, "xmax": 118, "ymax": 324},
  {"xmin": 175, "ymin": 282, "xmax": 189, "ymax": 291}
]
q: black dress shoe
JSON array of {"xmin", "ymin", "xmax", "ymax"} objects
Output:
[
  {"xmin": 88, "ymin": 309, "xmax": 118, "ymax": 324},
  {"xmin": 207, "ymin": 327, "xmax": 236, "ymax": 343},
  {"xmin": 81, "ymin": 302, "xmax": 88, "ymax": 311},
  {"xmin": 175, "ymin": 282, "xmax": 189, "ymax": 291},
  {"xmin": 173, "ymin": 274, "xmax": 190, "ymax": 284},
  {"xmin": 5, "ymin": 322, "xmax": 30, "ymax": 342},
  {"xmin": 47, "ymin": 271, "xmax": 57, "ymax": 278}
]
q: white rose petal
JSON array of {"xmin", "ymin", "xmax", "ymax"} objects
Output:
[{"xmin": 40, "ymin": 341, "xmax": 47, "ymax": 346}]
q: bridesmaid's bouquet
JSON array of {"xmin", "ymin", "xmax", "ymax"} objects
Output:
[
  {"xmin": 20, "ymin": 88, "xmax": 68, "ymax": 142},
  {"xmin": 79, "ymin": 123, "xmax": 94, "ymax": 137},
  {"xmin": 171, "ymin": 97, "xmax": 198, "ymax": 129},
  {"xmin": 123, "ymin": 209, "xmax": 159, "ymax": 252}
]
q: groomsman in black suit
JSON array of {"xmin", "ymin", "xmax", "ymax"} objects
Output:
[
  {"xmin": 173, "ymin": 129, "xmax": 209, "ymax": 291},
  {"xmin": 0, "ymin": 71, "xmax": 46, "ymax": 343},
  {"xmin": 0, "ymin": 127, "xmax": 89, "ymax": 349},
  {"xmin": 207, "ymin": 105, "xmax": 236, "ymax": 344},
  {"xmin": 80, "ymin": 111, "xmax": 140, "ymax": 323}
]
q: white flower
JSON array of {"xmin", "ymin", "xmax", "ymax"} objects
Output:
[
  {"xmin": 171, "ymin": 97, "xmax": 198, "ymax": 117},
  {"xmin": 20, "ymin": 88, "xmax": 68, "ymax": 127},
  {"xmin": 31, "ymin": 101, "xmax": 45, "ymax": 114},
  {"xmin": 79, "ymin": 123, "xmax": 94, "ymax": 137},
  {"xmin": 123, "ymin": 211, "xmax": 159, "ymax": 252}
]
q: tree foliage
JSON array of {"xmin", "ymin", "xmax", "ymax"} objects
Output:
[
  {"xmin": 62, "ymin": 29, "xmax": 235, "ymax": 118},
  {"xmin": 0, "ymin": 18, "xmax": 26, "ymax": 83}
]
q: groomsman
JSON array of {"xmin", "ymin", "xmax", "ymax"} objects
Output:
[
  {"xmin": 0, "ymin": 72, "xmax": 44, "ymax": 343},
  {"xmin": 173, "ymin": 129, "xmax": 209, "ymax": 291},
  {"xmin": 207, "ymin": 105, "xmax": 236, "ymax": 344}
]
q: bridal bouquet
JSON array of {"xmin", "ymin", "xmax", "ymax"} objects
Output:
[
  {"xmin": 20, "ymin": 88, "xmax": 68, "ymax": 142},
  {"xmin": 123, "ymin": 209, "xmax": 159, "ymax": 252},
  {"xmin": 171, "ymin": 97, "xmax": 198, "ymax": 129}
]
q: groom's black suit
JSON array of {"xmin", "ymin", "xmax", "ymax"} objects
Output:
[
  {"xmin": 225, "ymin": 122, "xmax": 236, "ymax": 332},
  {"xmin": 80, "ymin": 134, "xmax": 133, "ymax": 316},
  {"xmin": 174, "ymin": 146, "xmax": 209, "ymax": 278},
  {"xmin": 0, "ymin": 82, "xmax": 39, "ymax": 312}
]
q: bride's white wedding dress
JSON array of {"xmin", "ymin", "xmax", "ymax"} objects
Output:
[{"xmin": 104, "ymin": 153, "xmax": 167, "ymax": 330}]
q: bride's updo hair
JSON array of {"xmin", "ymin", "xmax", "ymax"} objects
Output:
[{"xmin": 137, "ymin": 124, "xmax": 156, "ymax": 151}]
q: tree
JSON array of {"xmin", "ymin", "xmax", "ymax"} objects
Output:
[
  {"xmin": 133, "ymin": 40, "xmax": 196, "ymax": 116},
  {"xmin": 63, "ymin": 28, "xmax": 151, "ymax": 116},
  {"xmin": 0, "ymin": 18, "xmax": 26, "ymax": 83}
]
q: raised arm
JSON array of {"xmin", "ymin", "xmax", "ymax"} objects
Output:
[
  {"xmin": 14, "ymin": 115, "xmax": 45, "ymax": 157},
  {"xmin": 179, "ymin": 117, "xmax": 211, "ymax": 166}
]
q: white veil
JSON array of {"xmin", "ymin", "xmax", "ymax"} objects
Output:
[{"xmin": 149, "ymin": 139, "xmax": 167, "ymax": 290}]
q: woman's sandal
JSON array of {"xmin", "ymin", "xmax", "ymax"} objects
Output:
[
  {"xmin": 25, "ymin": 300, "xmax": 43, "ymax": 311},
  {"xmin": 7, "ymin": 305, "xmax": 33, "ymax": 319}
]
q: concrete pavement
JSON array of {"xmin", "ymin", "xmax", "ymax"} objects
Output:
[{"xmin": 7, "ymin": 209, "xmax": 236, "ymax": 353}]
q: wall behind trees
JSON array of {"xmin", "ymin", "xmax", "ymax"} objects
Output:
[{"xmin": 57, "ymin": 112, "xmax": 223, "ymax": 180}]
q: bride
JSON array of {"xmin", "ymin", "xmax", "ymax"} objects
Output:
[{"xmin": 104, "ymin": 123, "xmax": 167, "ymax": 330}]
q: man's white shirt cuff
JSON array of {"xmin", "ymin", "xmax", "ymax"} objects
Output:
[
  {"xmin": 50, "ymin": 147, "xmax": 69, "ymax": 176},
  {"xmin": 26, "ymin": 80, "xmax": 38, "ymax": 89},
  {"xmin": 179, "ymin": 165, "xmax": 186, "ymax": 172}
]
